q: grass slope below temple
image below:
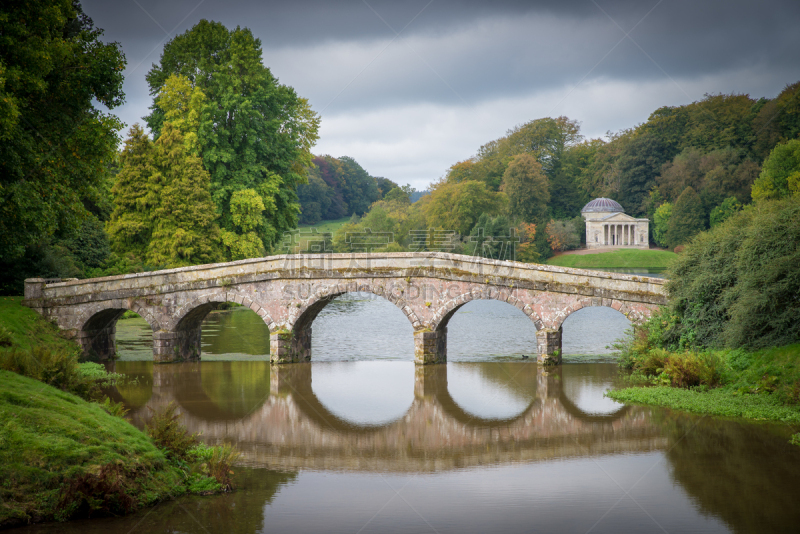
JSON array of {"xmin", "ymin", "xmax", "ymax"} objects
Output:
[{"xmin": 547, "ymin": 249, "xmax": 677, "ymax": 270}]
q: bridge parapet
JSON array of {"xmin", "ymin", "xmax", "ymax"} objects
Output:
[{"xmin": 23, "ymin": 252, "xmax": 666, "ymax": 364}]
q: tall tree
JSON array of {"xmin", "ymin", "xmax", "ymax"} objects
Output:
[
  {"xmin": 146, "ymin": 124, "xmax": 222, "ymax": 267},
  {"xmin": 666, "ymin": 187, "xmax": 705, "ymax": 248},
  {"xmin": 0, "ymin": 0, "xmax": 125, "ymax": 262},
  {"xmin": 751, "ymin": 139, "xmax": 800, "ymax": 201},
  {"xmin": 145, "ymin": 20, "xmax": 320, "ymax": 256},
  {"xmin": 502, "ymin": 154, "xmax": 550, "ymax": 224},
  {"xmin": 424, "ymin": 181, "xmax": 507, "ymax": 236},
  {"xmin": 107, "ymin": 125, "xmax": 156, "ymax": 258}
]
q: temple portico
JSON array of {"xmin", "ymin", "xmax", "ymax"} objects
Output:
[{"xmin": 581, "ymin": 198, "xmax": 649, "ymax": 249}]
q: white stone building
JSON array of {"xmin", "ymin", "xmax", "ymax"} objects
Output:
[{"xmin": 581, "ymin": 198, "xmax": 649, "ymax": 249}]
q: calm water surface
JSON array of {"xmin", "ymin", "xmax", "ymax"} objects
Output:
[{"xmin": 19, "ymin": 297, "xmax": 800, "ymax": 533}]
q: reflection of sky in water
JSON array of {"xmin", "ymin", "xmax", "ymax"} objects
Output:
[
  {"xmin": 116, "ymin": 294, "xmax": 632, "ymax": 362},
  {"xmin": 311, "ymin": 361, "xmax": 415, "ymax": 425},
  {"xmin": 311, "ymin": 295, "xmax": 415, "ymax": 361},
  {"xmin": 562, "ymin": 364, "xmax": 625, "ymax": 415},
  {"xmin": 446, "ymin": 364, "xmax": 532, "ymax": 419},
  {"xmin": 562, "ymin": 307, "xmax": 631, "ymax": 358}
]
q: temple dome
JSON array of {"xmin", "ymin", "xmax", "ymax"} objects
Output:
[{"xmin": 581, "ymin": 198, "xmax": 624, "ymax": 214}]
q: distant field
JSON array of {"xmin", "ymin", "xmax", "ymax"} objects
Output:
[
  {"xmin": 292, "ymin": 217, "xmax": 349, "ymax": 252},
  {"xmin": 546, "ymin": 249, "xmax": 678, "ymax": 270}
]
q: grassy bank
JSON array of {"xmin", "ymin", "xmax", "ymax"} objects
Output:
[
  {"xmin": 0, "ymin": 296, "xmax": 80, "ymax": 354},
  {"xmin": 608, "ymin": 343, "xmax": 800, "ymax": 428},
  {"xmin": 547, "ymin": 249, "xmax": 677, "ymax": 270},
  {"xmin": 0, "ymin": 298, "xmax": 238, "ymax": 527},
  {"xmin": 0, "ymin": 370, "xmax": 187, "ymax": 526}
]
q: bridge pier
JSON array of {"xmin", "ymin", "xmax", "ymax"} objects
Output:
[
  {"xmin": 536, "ymin": 327, "xmax": 562, "ymax": 365},
  {"xmin": 270, "ymin": 328, "xmax": 312, "ymax": 364},
  {"xmin": 414, "ymin": 329, "xmax": 447, "ymax": 365},
  {"xmin": 77, "ymin": 326, "xmax": 117, "ymax": 361}
]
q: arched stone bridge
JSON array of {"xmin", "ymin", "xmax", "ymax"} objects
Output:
[{"xmin": 23, "ymin": 252, "xmax": 666, "ymax": 364}]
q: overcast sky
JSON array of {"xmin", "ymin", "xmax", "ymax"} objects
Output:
[{"xmin": 84, "ymin": 0, "xmax": 800, "ymax": 190}]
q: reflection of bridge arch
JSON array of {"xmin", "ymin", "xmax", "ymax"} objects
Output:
[{"xmin": 124, "ymin": 362, "xmax": 661, "ymax": 472}]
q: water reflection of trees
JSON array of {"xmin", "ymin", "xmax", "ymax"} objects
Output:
[{"xmin": 665, "ymin": 414, "xmax": 800, "ymax": 532}]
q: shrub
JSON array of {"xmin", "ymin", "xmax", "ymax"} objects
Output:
[
  {"xmin": 146, "ymin": 403, "xmax": 199, "ymax": 461},
  {"xmin": 189, "ymin": 443, "xmax": 240, "ymax": 491}
]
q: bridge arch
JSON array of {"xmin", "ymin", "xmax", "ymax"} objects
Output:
[
  {"xmin": 167, "ymin": 291, "xmax": 274, "ymax": 361},
  {"xmin": 272, "ymin": 282, "xmax": 420, "ymax": 364},
  {"xmin": 76, "ymin": 301, "xmax": 160, "ymax": 360}
]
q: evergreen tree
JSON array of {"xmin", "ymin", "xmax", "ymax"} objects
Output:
[
  {"xmin": 145, "ymin": 20, "xmax": 320, "ymax": 256},
  {"xmin": 147, "ymin": 124, "xmax": 222, "ymax": 267},
  {"xmin": 666, "ymin": 187, "xmax": 705, "ymax": 248},
  {"xmin": 107, "ymin": 125, "xmax": 156, "ymax": 257}
]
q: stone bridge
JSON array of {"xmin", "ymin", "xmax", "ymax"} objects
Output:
[
  {"xmin": 22, "ymin": 252, "xmax": 666, "ymax": 364},
  {"xmin": 122, "ymin": 363, "xmax": 666, "ymax": 472}
]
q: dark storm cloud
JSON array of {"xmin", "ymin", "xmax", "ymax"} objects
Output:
[{"xmin": 80, "ymin": 0, "xmax": 800, "ymax": 186}]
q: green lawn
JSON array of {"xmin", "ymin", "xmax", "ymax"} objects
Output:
[
  {"xmin": 293, "ymin": 217, "xmax": 350, "ymax": 252},
  {"xmin": 0, "ymin": 296, "xmax": 80, "ymax": 354},
  {"xmin": 547, "ymin": 248, "xmax": 677, "ymax": 270}
]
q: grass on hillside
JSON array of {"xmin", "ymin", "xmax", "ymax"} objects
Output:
[
  {"xmin": 0, "ymin": 370, "xmax": 186, "ymax": 526},
  {"xmin": 0, "ymin": 296, "xmax": 80, "ymax": 355},
  {"xmin": 292, "ymin": 217, "xmax": 350, "ymax": 253},
  {"xmin": 547, "ymin": 248, "xmax": 677, "ymax": 270}
]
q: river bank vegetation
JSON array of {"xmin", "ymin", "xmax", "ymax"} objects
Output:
[
  {"xmin": 0, "ymin": 298, "xmax": 240, "ymax": 528},
  {"xmin": 608, "ymin": 194, "xmax": 800, "ymax": 439}
]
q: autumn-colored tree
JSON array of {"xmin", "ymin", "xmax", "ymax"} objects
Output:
[
  {"xmin": 545, "ymin": 220, "xmax": 580, "ymax": 252},
  {"xmin": 515, "ymin": 223, "xmax": 540, "ymax": 263},
  {"xmin": 502, "ymin": 154, "xmax": 550, "ymax": 223}
]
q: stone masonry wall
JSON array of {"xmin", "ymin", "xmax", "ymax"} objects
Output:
[{"xmin": 22, "ymin": 252, "xmax": 666, "ymax": 364}]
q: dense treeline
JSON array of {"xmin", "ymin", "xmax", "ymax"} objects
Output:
[
  {"xmin": 322, "ymin": 83, "xmax": 800, "ymax": 260},
  {"xmin": 1, "ymin": 0, "xmax": 799, "ymax": 294}
]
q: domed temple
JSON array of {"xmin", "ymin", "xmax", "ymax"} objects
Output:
[{"xmin": 581, "ymin": 198, "xmax": 649, "ymax": 249}]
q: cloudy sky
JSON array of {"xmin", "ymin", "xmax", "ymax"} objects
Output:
[{"xmin": 84, "ymin": 0, "xmax": 800, "ymax": 190}]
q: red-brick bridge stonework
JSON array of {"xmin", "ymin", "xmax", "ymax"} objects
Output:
[{"xmin": 22, "ymin": 252, "xmax": 667, "ymax": 364}]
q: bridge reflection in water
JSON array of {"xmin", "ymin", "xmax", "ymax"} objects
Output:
[{"xmin": 110, "ymin": 361, "xmax": 665, "ymax": 472}]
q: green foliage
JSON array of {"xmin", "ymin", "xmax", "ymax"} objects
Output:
[
  {"xmin": 652, "ymin": 202, "xmax": 672, "ymax": 247},
  {"xmin": 0, "ymin": 0, "xmax": 125, "ymax": 263},
  {"xmin": 615, "ymin": 132, "xmax": 671, "ymax": 215},
  {"xmin": 709, "ymin": 196, "xmax": 742, "ymax": 227},
  {"xmin": 0, "ymin": 371, "xmax": 187, "ymax": 526},
  {"xmin": 468, "ymin": 214, "xmax": 513, "ymax": 259},
  {"xmin": 424, "ymin": 180, "xmax": 507, "ymax": 235},
  {"xmin": 108, "ymin": 124, "xmax": 223, "ymax": 268},
  {"xmin": 666, "ymin": 186, "xmax": 705, "ymax": 248},
  {"xmin": 502, "ymin": 154, "xmax": 550, "ymax": 223},
  {"xmin": 0, "ymin": 347, "xmax": 94, "ymax": 398},
  {"xmin": 664, "ymin": 196, "xmax": 800, "ymax": 349},
  {"xmin": 145, "ymin": 20, "xmax": 320, "ymax": 255},
  {"xmin": 146, "ymin": 403, "xmax": 200, "ymax": 462},
  {"xmin": 147, "ymin": 124, "xmax": 223, "ymax": 267},
  {"xmin": 751, "ymin": 139, "xmax": 800, "ymax": 201}
]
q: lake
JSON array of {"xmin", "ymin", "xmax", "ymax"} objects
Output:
[{"xmin": 17, "ymin": 296, "xmax": 800, "ymax": 533}]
